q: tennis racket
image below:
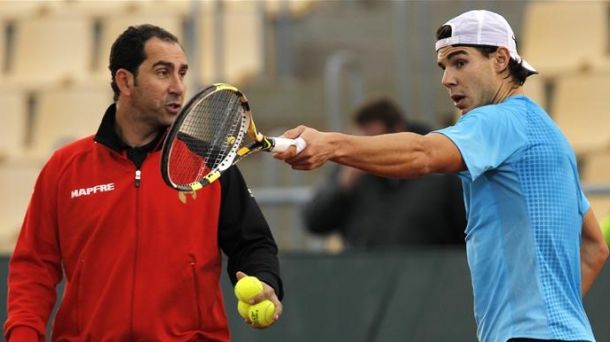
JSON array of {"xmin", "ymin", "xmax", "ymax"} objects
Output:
[{"xmin": 160, "ymin": 83, "xmax": 306, "ymax": 192}]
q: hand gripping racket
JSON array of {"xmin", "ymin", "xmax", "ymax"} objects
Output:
[{"xmin": 160, "ymin": 83, "xmax": 306, "ymax": 191}]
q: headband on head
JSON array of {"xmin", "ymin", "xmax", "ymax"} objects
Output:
[{"xmin": 435, "ymin": 10, "xmax": 538, "ymax": 74}]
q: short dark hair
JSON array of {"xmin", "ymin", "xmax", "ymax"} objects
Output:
[
  {"xmin": 435, "ymin": 25, "xmax": 530, "ymax": 86},
  {"xmin": 353, "ymin": 97, "xmax": 407, "ymax": 131},
  {"xmin": 109, "ymin": 24, "xmax": 181, "ymax": 101}
]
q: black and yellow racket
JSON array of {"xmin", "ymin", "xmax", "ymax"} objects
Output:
[{"xmin": 160, "ymin": 83, "xmax": 305, "ymax": 192}]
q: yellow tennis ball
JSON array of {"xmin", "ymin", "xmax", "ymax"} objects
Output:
[
  {"xmin": 237, "ymin": 301, "xmax": 250, "ymax": 319},
  {"xmin": 248, "ymin": 299, "xmax": 276, "ymax": 327},
  {"xmin": 227, "ymin": 136, "xmax": 236, "ymax": 145},
  {"xmin": 600, "ymin": 214, "xmax": 610, "ymax": 245},
  {"xmin": 234, "ymin": 276, "xmax": 263, "ymax": 303}
]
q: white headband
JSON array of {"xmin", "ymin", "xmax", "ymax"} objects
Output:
[{"xmin": 435, "ymin": 10, "xmax": 537, "ymax": 74}]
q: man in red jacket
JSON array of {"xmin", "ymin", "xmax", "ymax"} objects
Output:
[{"xmin": 4, "ymin": 24, "xmax": 283, "ymax": 342}]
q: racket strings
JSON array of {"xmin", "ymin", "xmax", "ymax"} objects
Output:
[
  {"xmin": 199, "ymin": 93, "xmax": 242, "ymax": 167},
  {"xmin": 168, "ymin": 90, "xmax": 245, "ymax": 186}
]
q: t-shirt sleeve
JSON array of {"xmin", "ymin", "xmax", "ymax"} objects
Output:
[
  {"xmin": 433, "ymin": 106, "xmax": 528, "ymax": 181},
  {"xmin": 579, "ymin": 188, "xmax": 591, "ymax": 215}
]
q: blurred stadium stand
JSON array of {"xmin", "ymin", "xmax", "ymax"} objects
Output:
[
  {"xmin": 0, "ymin": 157, "xmax": 42, "ymax": 254},
  {"xmin": 194, "ymin": 1, "xmax": 265, "ymax": 86},
  {"xmin": 29, "ymin": 81, "xmax": 113, "ymax": 156},
  {"xmin": 521, "ymin": 1, "xmax": 610, "ymax": 80},
  {"xmin": 0, "ymin": 20, "xmax": 6, "ymax": 79},
  {"xmin": 91, "ymin": 3, "xmax": 188, "ymax": 81},
  {"xmin": 582, "ymin": 150, "xmax": 610, "ymax": 224},
  {"xmin": 551, "ymin": 72, "xmax": 610, "ymax": 157},
  {"xmin": 0, "ymin": 86, "xmax": 28, "ymax": 157},
  {"xmin": 4, "ymin": 7, "xmax": 95, "ymax": 88}
]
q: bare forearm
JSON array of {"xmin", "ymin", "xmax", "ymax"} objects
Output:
[
  {"xmin": 329, "ymin": 132, "xmax": 432, "ymax": 178},
  {"xmin": 581, "ymin": 246, "xmax": 607, "ymax": 296},
  {"xmin": 276, "ymin": 125, "xmax": 464, "ymax": 174}
]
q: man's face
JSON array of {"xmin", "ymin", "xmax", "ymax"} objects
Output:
[
  {"xmin": 436, "ymin": 46, "xmax": 501, "ymax": 115},
  {"xmin": 130, "ymin": 37, "xmax": 188, "ymax": 127}
]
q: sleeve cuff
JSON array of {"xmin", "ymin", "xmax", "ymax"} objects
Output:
[{"xmin": 256, "ymin": 271, "xmax": 284, "ymax": 301}]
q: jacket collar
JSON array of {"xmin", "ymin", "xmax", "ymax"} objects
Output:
[{"xmin": 94, "ymin": 103, "xmax": 167, "ymax": 154}]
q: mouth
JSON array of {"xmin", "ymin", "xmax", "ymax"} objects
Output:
[
  {"xmin": 166, "ymin": 103, "xmax": 182, "ymax": 115},
  {"xmin": 450, "ymin": 94, "xmax": 466, "ymax": 108}
]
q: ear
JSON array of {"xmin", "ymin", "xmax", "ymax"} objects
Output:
[
  {"xmin": 494, "ymin": 47, "xmax": 511, "ymax": 73},
  {"xmin": 115, "ymin": 69, "xmax": 135, "ymax": 98}
]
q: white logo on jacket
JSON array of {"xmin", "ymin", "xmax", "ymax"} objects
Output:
[{"xmin": 71, "ymin": 183, "xmax": 115, "ymax": 198}]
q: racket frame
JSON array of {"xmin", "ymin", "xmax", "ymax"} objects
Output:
[{"xmin": 161, "ymin": 83, "xmax": 276, "ymax": 191}]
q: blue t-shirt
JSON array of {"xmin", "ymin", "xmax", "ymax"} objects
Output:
[{"xmin": 434, "ymin": 96, "xmax": 594, "ymax": 342}]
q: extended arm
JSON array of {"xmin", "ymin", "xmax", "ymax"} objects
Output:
[
  {"xmin": 580, "ymin": 208, "xmax": 609, "ymax": 297},
  {"xmin": 275, "ymin": 126, "xmax": 465, "ymax": 178}
]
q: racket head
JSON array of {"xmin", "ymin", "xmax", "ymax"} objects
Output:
[{"xmin": 160, "ymin": 83, "xmax": 251, "ymax": 191}]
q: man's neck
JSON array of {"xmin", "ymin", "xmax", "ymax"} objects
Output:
[
  {"xmin": 493, "ymin": 82, "xmax": 524, "ymax": 105},
  {"xmin": 114, "ymin": 103, "xmax": 159, "ymax": 148}
]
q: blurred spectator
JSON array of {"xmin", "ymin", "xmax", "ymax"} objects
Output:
[{"xmin": 302, "ymin": 97, "xmax": 466, "ymax": 250}]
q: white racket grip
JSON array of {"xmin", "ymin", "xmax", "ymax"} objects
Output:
[{"xmin": 271, "ymin": 137, "xmax": 306, "ymax": 154}]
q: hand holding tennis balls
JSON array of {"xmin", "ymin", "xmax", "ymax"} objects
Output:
[{"xmin": 234, "ymin": 271, "xmax": 282, "ymax": 328}]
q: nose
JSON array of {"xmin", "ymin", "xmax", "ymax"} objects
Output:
[
  {"xmin": 169, "ymin": 73, "xmax": 186, "ymax": 96},
  {"xmin": 441, "ymin": 69, "xmax": 456, "ymax": 88}
]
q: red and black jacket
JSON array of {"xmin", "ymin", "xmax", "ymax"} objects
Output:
[{"xmin": 5, "ymin": 104, "xmax": 283, "ymax": 342}]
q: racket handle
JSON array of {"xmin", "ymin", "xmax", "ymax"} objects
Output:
[{"xmin": 271, "ymin": 137, "xmax": 306, "ymax": 154}]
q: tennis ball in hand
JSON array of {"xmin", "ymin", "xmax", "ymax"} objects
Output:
[
  {"xmin": 234, "ymin": 276, "xmax": 263, "ymax": 303},
  {"xmin": 237, "ymin": 301, "xmax": 250, "ymax": 319},
  {"xmin": 248, "ymin": 299, "xmax": 276, "ymax": 327}
]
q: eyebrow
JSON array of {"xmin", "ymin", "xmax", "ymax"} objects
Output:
[
  {"xmin": 437, "ymin": 50, "xmax": 468, "ymax": 69},
  {"xmin": 151, "ymin": 60, "xmax": 189, "ymax": 71}
]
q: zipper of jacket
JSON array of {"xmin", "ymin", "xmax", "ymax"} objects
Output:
[
  {"xmin": 131, "ymin": 167, "xmax": 141, "ymax": 340},
  {"xmin": 135, "ymin": 170, "xmax": 141, "ymax": 188}
]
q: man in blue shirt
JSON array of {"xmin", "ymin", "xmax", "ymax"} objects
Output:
[{"xmin": 274, "ymin": 9, "xmax": 609, "ymax": 342}]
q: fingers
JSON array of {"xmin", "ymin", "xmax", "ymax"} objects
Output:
[
  {"xmin": 235, "ymin": 271, "xmax": 247, "ymax": 280},
  {"xmin": 274, "ymin": 125, "xmax": 333, "ymax": 171},
  {"xmin": 282, "ymin": 125, "xmax": 307, "ymax": 139},
  {"xmin": 246, "ymin": 280, "xmax": 283, "ymax": 329},
  {"xmin": 272, "ymin": 297, "xmax": 283, "ymax": 320},
  {"xmin": 274, "ymin": 126, "xmax": 310, "ymax": 159},
  {"xmin": 293, "ymin": 137, "xmax": 307, "ymax": 154},
  {"xmin": 250, "ymin": 281, "xmax": 275, "ymax": 303},
  {"xmin": 250, "ymin": 288, "xmax": 282, "ymax": 322}
]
